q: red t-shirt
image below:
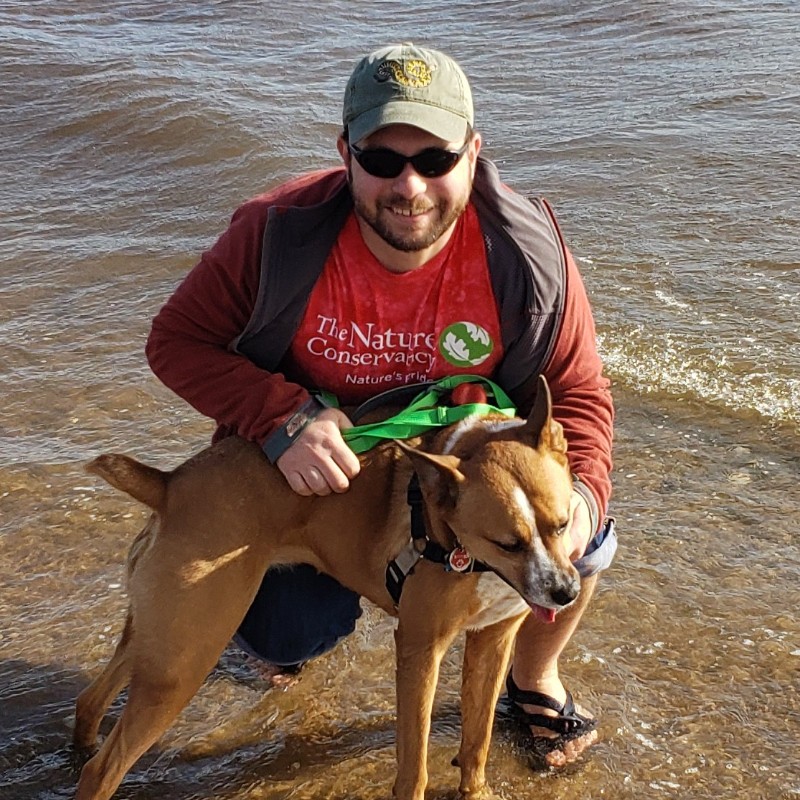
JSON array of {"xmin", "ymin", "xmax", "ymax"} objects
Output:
[
  {"xmin": 288, "ymin": 205, "xmax": 504, "ymax": 404},
  {"xmin": 147, "ymin": 168, "xmax": 613, "ymax": 520}
]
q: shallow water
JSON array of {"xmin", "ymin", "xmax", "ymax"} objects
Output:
[{"xmin": 1, "ymin": 2, "xmax": 798, "ymax": 798}]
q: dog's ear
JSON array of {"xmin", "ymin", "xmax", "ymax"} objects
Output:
[
  {"xmin": 523, "ymin": 375, "xmax": 567, "ymax": 455},
  {"xmin": 395, "ymin": 440, "xmax": 464, "ymax": 482},
  {"xmin": 395, "ymin": 440, "xmax": 465, "ymax": 509}
]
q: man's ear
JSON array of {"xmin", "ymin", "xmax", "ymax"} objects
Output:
[
  {"xmin": 471, "ymin": 130, "xmax": 483, "ymax": 151},
  {"xmin": 337, "ymin": 134, "xmax": 350, "ymax": 165},
  {"xmin": 468, "ymin": 130, "xmax": 482, "ymax": 172}
]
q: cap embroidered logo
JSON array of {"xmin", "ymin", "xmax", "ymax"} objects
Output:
[{"xmin": 376, "ymin": 58, "xmax": 435, "ymax": 88}]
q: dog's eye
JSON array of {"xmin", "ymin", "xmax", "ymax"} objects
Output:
[
  {"xmin": 556, "ymin": 522, "xmax": 569, "ymax": 536},
  {"xmin": 494, "ymin": 539, "xmax": 524, "ymax": 553}
]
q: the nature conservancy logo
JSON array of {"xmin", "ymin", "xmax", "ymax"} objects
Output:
[
  {"xmin": 438, "ymin": 322, "xmax": 494, "ymax": 367},
  {"xmin": 303, "ymin": 316, "xmax": 494, "ymax": 384}
]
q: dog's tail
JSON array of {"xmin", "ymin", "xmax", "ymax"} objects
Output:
[{"xmin": 86, "ymin": 454, "xmax": 168, "ymax": 510}]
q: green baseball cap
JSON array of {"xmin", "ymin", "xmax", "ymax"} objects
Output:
[{"xmin": 343, "ymin": 43, "xmax": 473, "ymax": 145}]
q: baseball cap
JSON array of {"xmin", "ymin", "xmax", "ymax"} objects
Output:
[{"xmin": 343, "ymin": 43, "xmax": 473, "ymax": 145}]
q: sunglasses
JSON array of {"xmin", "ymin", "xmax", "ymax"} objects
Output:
[{"xmin": 348, "ymin": 141, "xmax": 469, "ymax": 179}]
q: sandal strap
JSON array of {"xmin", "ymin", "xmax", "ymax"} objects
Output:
[
  {"xmin": 506, "ymin": 673, "xmax": 590, "ymax": 736},
  {"xmin": 506, "ymin": 673, "xmax": 566, "ymax": 712}
]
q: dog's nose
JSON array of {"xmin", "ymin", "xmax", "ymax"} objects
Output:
[{"xmin": 550, "ymin": 579, "xmax": 580, "ymax": 607}]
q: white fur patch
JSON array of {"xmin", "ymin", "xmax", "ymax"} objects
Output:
[
  {"xmin": 441, "ymin": 415, "xmax": 481, "ymax": 454},
  {"xmin": 442, "ymin": 415, "xmax": 525, "ymax": 455},
  {"xmin": 511, "ymin": 484, "xmax": 551, "ymax": 568},
  {"xmin": 510, "ymin": 483, "xmax": 560, "ymax": 606},
  {"xmin": 511, "ymin": 485, "xmax": 535, "ymax": 532},
  {"xmin": 481, "ymin": 417, "xmax": 525, "ymax": 434},
  {"xmin": 466, "ymin": 573, "xmax": 528, "ymax": 630}
]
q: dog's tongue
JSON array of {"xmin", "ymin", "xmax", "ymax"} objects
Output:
[{"xmin": 530, "ymin": 604, "xmax": 557, "ymax": 624}]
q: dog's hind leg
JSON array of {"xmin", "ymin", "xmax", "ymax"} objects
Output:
[
  {"xmin": 456, "ymin": 614, "xmax": 526, "ymax": 797},
  {"xmin": 74, "ymin": 613, "xmax": 134, "ymax": 751},
  {"xmin": 74, "ymin": 594, "xmax": 255, "ymax": 800},
  {"xmin": 75, "ymin": 664, "xmax": 212, "ymax": 800},
  {"xmin": 75, "ymin": 541, "xmax": 269, "ymax": 799}
]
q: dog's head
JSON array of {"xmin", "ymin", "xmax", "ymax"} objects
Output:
[{"xmin": 397, "ymin": 376, "xmax": 579, "ymax": 617}]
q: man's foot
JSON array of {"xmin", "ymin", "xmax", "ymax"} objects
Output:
[
  {"xmin": 242, "ymin": 655, "xmax": 305, "ymax": 688},
  {"xmin": 501, "ymin": 673, "xmax": 598, "ymax": 768}
]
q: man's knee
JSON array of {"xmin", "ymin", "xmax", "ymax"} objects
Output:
[
  {"xmin": 573, "ymin": 517, "xmax": 617, "ymax": 579},
  {"xmin": 235, "ymin": 565, "xmax": 362, "ymax": 665}
]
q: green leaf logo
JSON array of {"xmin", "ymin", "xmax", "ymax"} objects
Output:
[{"xmin": 438, "ymin": 322, "xmax": 494, "ymax": 367}]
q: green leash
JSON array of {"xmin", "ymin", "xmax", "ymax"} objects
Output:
[{"xmin": 327, "ymin": 375, "xmax": 517, "ymax": 455}]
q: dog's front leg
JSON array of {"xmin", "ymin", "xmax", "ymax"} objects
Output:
[
  {"xmin": 392, "ymin": 579, "xmax": 462, "ymax": 800},
  {"xmin": 393, "ymin": 622, "xmax": 453, "ymax": 800},
  {"xmin": 456, "ymin": 614, "xmax": 527, "ymax": 797}
]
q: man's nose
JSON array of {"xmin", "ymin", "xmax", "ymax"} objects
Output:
[{"xmin": 391, "ymin": 163, "xmax": 427, "ymax": 198}]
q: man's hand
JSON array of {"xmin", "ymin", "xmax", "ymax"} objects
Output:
[
  {"xmin": 567, "ymin": 490, "xmax": 593, "ymax": 561},
  {"xmin": 276, "ymin": 407, "xmax": 361, "ymax": 496}
]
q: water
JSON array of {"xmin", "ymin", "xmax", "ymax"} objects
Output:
[{"xmin": 1, "ymin": 2, "xmax": 798, "ymax": 798}]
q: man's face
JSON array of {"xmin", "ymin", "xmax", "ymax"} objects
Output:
[{"xmin": 339, "ymin": 124, "xmax": 481, "ymax": 265}]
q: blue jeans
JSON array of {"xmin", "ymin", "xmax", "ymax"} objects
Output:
[{"xmin": 235, "ymin": 565, "xmax": 362, "ymax": 666}]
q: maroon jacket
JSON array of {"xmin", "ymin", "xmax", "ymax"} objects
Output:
[{"xmin": 147, "ymin": 158, "xmax": 614, "ymax": 530}]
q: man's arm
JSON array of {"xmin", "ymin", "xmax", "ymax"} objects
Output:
[
  {"xmin": 146, "ymin": 177, "xmax": 360, "ymax": 495},
  {"xmin": 146, "ymin": 198, "xmax": 314, "ymax": 445},
  {"xmin": 542, "ymin": 247, "xmax": 614, "ymax": 552}
]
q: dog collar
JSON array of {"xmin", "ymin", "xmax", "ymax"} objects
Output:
[{"xmin": 385, "ymin": 474, "xmax": 491, "ymax": 606}]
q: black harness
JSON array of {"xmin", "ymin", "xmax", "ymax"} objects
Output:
[{"xmin": 385, "ymin": 474, "xmax": 492, "ymax": 606}]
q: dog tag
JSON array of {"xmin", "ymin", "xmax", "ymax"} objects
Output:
[{"xmin": 447, "ymin": 547, "xmax": 473, "ymax": 572}]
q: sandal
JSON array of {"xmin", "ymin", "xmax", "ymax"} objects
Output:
[{"xmin": 498, "ymin": 673, "xmax": 598, "ymax": 763}]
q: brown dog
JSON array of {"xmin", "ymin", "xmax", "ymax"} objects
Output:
[{"xmin": 73, "ymin": 376, "xmax": 578, "ymax": 800}]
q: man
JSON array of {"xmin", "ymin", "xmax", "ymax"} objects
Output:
[{"xmin": 147, "ymin": 42, "xmax": 616, "ymax": 767}]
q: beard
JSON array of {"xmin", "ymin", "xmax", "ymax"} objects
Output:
[{"xmin": 348, "ymin": 169, "xmax": 471, "ymax": 253}]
